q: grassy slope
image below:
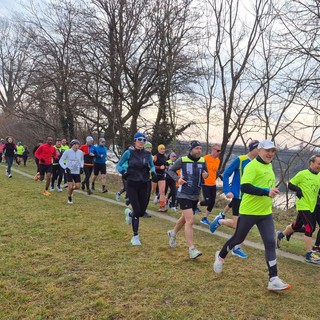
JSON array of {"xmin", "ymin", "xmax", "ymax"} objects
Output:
[{"xmin": 0, "ymin": 162, "xmax": 318, "ymax": 319}]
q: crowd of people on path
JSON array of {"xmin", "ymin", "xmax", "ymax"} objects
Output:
[{"xmin": 2, "ymin": 131, "xmax": 320, "ymax": 292}]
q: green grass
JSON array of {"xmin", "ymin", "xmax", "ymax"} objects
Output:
[{"xmin": 0, "ymin": 161, "xmax": 319, "ymax": 319}]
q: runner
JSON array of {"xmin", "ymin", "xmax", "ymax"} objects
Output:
[
  {"xmin": 50, "ymin": 138, "xmax": 65, "ymax": 192},
  {"xmin": 2, "ymin": 136, "xmax": 16, "ymax": 178},
  {"xmin": 34, "ymin": 136, "xmax": 58, "ymax": 196},
  {"xmin": 91, "ymin": 138, "xmax": 108, "ymax": 193},
  {"xmin": 152, "ymin": 144, "xmax": 169, "ymax": 212},
  {"xmin": 59, "ymin": 139, "xmax": 84, "ymax": 204},
  {"xmin": 210, "ymin": 140, "xmax": 259, "ymax": 259},
  {"xmin": 276, "ymin": 154, "xmax": 320, "ymax": 264},
  {"xmin": 199, "ymin": 143, "xmax": 221, "ymax": 225},
  {"xmin": 213, "ymin": 140, "xmax": 291, "ymax": 291},
  {"xmin": 116, "ymin": 132, "xmax": 156, "ymax": 246},
  {"xmin": 166, "ymin": 140, "xmax": 208, "ymax": 259},
  {"xmin": 80, "ymin": 136, "xmax": 96, "ymax": 195}
]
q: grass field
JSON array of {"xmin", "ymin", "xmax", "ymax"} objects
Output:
[{"xmin": 0, "ymin": 161, "xmax": 319, "ymax": 319}]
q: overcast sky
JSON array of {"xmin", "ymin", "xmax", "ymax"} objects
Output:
[{"xmin": 0, "ymin": 0, "xmax": 24, "ymax": 15}]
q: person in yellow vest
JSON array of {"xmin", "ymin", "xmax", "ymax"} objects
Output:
[
  {"xmin": 210, "ymin": 140, "xmax": 259, "ymax": 259},
  {"xmin": 199, "ymin": 143, "xmax": 221, "ymax": 225},
  {"xmin": 15, "ymin": 141, "xmax": 25, "ymax": 165}
]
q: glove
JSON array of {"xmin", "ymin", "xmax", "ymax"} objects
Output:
[
  {"xmin": 80, "ymin": 168, "xmax": 84, "ymax": 174},
  {"xmin": 296, "ymin": 189, "xmax": 303, "ymax": 199},
  {"xmin": 121, "ymin": 171, "xmax": 128, "ymax": 180},
  {"xmin": 65, "ymin": 168, "xmax": 71, "ymax": 174},
  {"xmin": 151, "ymin": 171, "xmax": 157, "ymax": 183}
]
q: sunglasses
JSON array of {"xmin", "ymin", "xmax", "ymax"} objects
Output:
[{"xmin": 136, "ymin": 137, "xmax": 146, "ymax": 142}]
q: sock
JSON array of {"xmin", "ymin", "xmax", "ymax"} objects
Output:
[
  {"xmin": 160, "ymin": 201, "xmax": 165, "ymax": 207},
  {"xmin": 306, "ymin": 251, "xmax": 312, "ymax": 258}
]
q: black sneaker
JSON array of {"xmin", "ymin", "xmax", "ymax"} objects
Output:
[
  {"xmin": 143, "ymin": 212, "xmax": 152, "ymax": 218},
  {"xmin": 102, "ymin": 186, "xmax": 108, "ymax": 193},
  {"xmin": 87, "ymin": 189, "xmax": 93, "ymax": 195}
]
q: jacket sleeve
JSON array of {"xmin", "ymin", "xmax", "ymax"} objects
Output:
[
  {"xmin": 116, "ymin": 150, "xmax": 130, "ymax": 174},
  {"xmin": 222, "ymin": 157, "xmax": 240, "ymax": 194},
  {"xmin": 167, "ymin": 158, "xmax": 183, "ymax": 182}
]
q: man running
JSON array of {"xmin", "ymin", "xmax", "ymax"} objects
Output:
[
  {"xmin": 34, "ymin": 136, "xmax": 58, "ymax": 196},
  {"xmin": 59, "ymin": 139, "xmax": 84, "ymax": 204},
  {"xmin": 91, "ymin": 138, "xmax": 108, "ymax": 193},
  {"xmin": 213, "ymin": 140, "xmax": 291, "ymax": 291},
  {"xmin": 276, "ymin": 154, "xmax": 320, "ymax": 264},
  {"xmin": 167, "ymin": 140, "xmax": 208, "ymax": 259},
  {"xmin": 210, "ymin": 140, "xmax": 259, "ymax": 259}
]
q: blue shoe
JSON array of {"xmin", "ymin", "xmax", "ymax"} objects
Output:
[
  {"xmin": 232, "ymin": 248, "xmax": 248, "ymax": 259},
  {"xmin": 209, "ymin": 215, "xmax": 223, "ymax": 233},
  {"xmin": 200, "ymin": 217, "xmax": 210, "ymax": 226}
]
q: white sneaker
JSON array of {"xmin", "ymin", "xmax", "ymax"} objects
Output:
[
  {"xmin": 115, "ymin": 192, "xmax": 121, "ymax": 202},
  {"xmin": 67, "ymin": 197, "xmax": 73, "ymax": 204},
  {"xmin": 171, "ymin": 206, "xmax": 177, "ymax": 212},
  {"xmin": 57, "ymin": 186, "xmax": 62, "ymax": 192},
  {"xmin": 189, "ymin": 248, "xmax": 202, "ymax": 259},
  {"xmin": 131, "ymin": 235, "xmax": 141, "ymax": 246},
  {"xmin": 50, "ymin": 187, "xmax": 55, "ymax": 191},
  {"xmin": 124, "ymin": 208, "xmax": 132, "ymax": 225},
  {"xmin": 167, "ymin": 230, "xmax": 177, "ymax": 248},
  {"xmin": 153, "ymin": 196, "xmax": 159, "ymax": 204},
  {"xmin": 213, "ymin": 251, "xmax": 224, "ymax": 273},
  {"xmin": 267, "ymin": 276, "xmax": 291, "ymax": 291}
]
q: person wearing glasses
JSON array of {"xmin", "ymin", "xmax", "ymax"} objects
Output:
[
  {"xmin": 210, "ymin": 140, "xmax": 259, "ymax": 259},
  {"xmin": 199, "ymin": 143, "xmax": 221, "ymax": 226},
  {"xmin": 116, "ymin": 132, "xmax": 156, "ymax": 246},
  {"xmin": 166, "ymin": 140, "xmax": 208, "ymax": 259},
  {"xmin": 91, "ymin": 137, "xmax": 108, "ymax": 193}
]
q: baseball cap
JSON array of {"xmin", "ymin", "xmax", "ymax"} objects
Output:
[{"xmin": 258, "ymin": 140, "xmax": 276, "ymax": 149}]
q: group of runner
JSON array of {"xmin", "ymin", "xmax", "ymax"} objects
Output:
[
  {"xmin": 117, "ymin": 133, "xmax": 320, "ymax": 292},
  {"xmin": 2, "ymin": 131, "xmax": 320, "ymax": 292}
]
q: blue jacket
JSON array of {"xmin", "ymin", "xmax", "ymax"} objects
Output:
[
  {"xmin": 222, "ymin": 154, "xmax": 252, "ymax": 199},
  {"xmin": 94, "ymin": 145, "xmax": 108, "ymax": 164}
]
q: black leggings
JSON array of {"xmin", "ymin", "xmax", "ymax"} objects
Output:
[
  {"xmin": 165, "ymin": 178, "xmax": 177, "ymax": 207},
  {"xmin": 219, "ymin": 214, "xmax": 277, "ymax": 279},
  {"xmin": 82, "ymin": 166, "xmax": 93, "ymax": 189},
  {"xmin": 127, "ymin": 180, "xmax": 149, "ymax": 236},
  {"xmin": 51, "ymin": 165, "xmax": 64, "ymax": 188},
  {"xmin": 200, "ymin": 185, "xmax": 216, "ymax": 212}
]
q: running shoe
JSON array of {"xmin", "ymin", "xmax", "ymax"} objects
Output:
[
  {"xmin": 50, "ymin": 187, "xmax": 55, "ymax": 192},
  {"xmin": 189, "ymin": 248, "xmax": 202, "ymax": 259},
  {"xmin": 267, "ymin": 277, "xmax": 291, "ymax": 291},
  {"xmin": 67, "ymin": 197, "xmax": 73, "ymax": 204},
  {"xmin": 8, "ymin": 174, "xmax": 12, "ymax": 178},
  {"xmin": 143, "ymin": 212, "xmax": 152, "ymax": 218},
  {"xmin": 115, "ymin": 192, "xmax": 121, "ymax": 202},
  {"xmin": 305, "ymin": 252, "xmax": 320, "ymax": 264},
  {"xmin": 210, "ymin": 215, "xmax": 223, "ymax": 233},
  {"xmin": 194, "ymin": 207, "xmax": 201, "ymax": 214},
  {"xmin": 131, "ymin": 235, "xmax": 141, "ymax": 246},
  {"xmin": 43, "ymin": 190, "xmax": 51, "ymax": 196},
  {"xmin": 200, "ymin": 217, "xmax": 210, "ymax": 226},
  {"xmin": 102, "ymin": 186, "xmax": 108, "ymax": 193},
  {"xmin": 34, "ymin": 173, "xmax": 40, "ymax": 181},
  {"xmin": 232, "ymin": 248, "xmax": 248, "ymax": 259},
  {"xmin": 276, "ymin": 231, "xmax": 283, "ymax": 249},
  {"xmin": 213, "ymin": 251, "xmax": 224, "ymax": 273},
  {"xmin": 171, "ymin": 206, "xmax": 177, "ymax": 212},
  {"xmin": 167, "ymin": 230, "xmax": 177, "ymax": 248},
  {"xmin": 153, "ymin": 196, "xmax": 159, "ymax": 204},
  {"xmin": 87, "ymin": 189, "xmax": 93, "ymax": 195},
  {"xmin": 312, "ymin": 246, "xmax": 320, "ymax": 253},
  {"xmin": 124, "ymin": 208, "xmax": 132, "ymax": 225},
  {"xmin": 159, "ymin": 206, "xmax": 168, "ymax": 212},
  {"xmin": 57, "ymin": 185, "xmax": 62, "ymax": 192},
  {"xmin": 286, "ymin": 233, "xmax": 293, "ymax": 242}
]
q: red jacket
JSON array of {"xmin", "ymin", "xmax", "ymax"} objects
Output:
[{"xmin": 35, "ymin": 144, "xmax": 58, "ymax": 164}]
